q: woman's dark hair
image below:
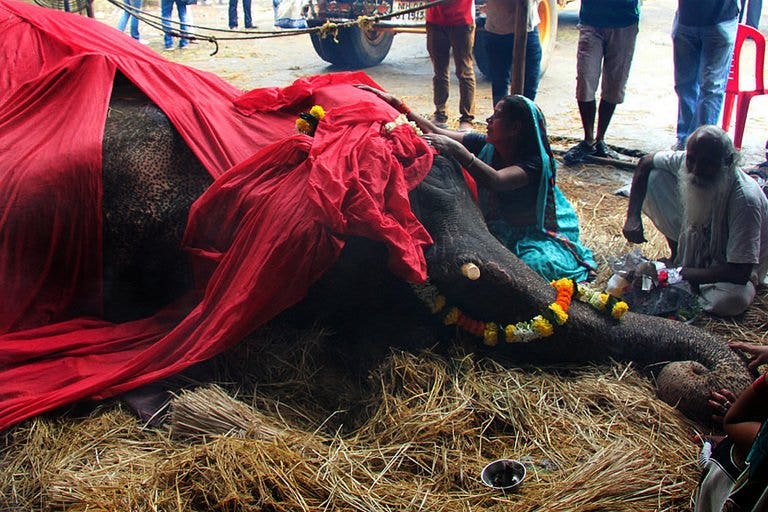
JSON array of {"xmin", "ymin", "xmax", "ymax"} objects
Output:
[{"xmin": 496, "ymin": 95, "xmax": 556, "ymax": 168}]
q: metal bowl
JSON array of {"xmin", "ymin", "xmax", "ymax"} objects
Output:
[{"xmin": 480, "ymin": 459, "xmax": 526, "ymax": 490}]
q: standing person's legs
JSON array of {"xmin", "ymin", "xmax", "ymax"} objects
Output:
[
  {"xmin": 574, "ymin": 25, "xmax": 604, "ymax": 143},
  {"xmin": 117, "ymin": 0, "xmax": 131, "ymax": 33},
  {"xmin": 228, "ymin": 0, "xmax": 238, "ymax": 28},
  {"xmin": 746, "ymin": 0, "xmax": 763, "ymax": 29},
  {"xmin": 129, "ymin": 0, "xmax": 142, "ymax": 39},
  {"xmin": 427, "ymin": 23, "xmax": 451, "ymax": 124},
  {"xmin": 486, "ymin": 31, "xmax": 514, "ymax": 106},
  {"xmin": 449, "ymin": 23, "xmax": 476, "ymax": 125},
  {"xmin": 696, "ymin": 17, "xmax": 737, "ymax": 128},
  {"xmin": 523, "ymin": 27, "xmax": 542, "ymax": 101},
  {"xmin": 673, "ymin": 18, "xmax": 703, "ymax": 148},
  {"xmin": 177, "ymin": 0, "xmax": 189, "ymax": 48},
  {"xmin": 243, "ymin": 0, "xmax": 253, "ymax": 27},
  {"xmin": 161, "ymin": 0, "xmax": 174, "ymax": 49},
  {"xmin": 594, "ymin": 23, "xmax": 638, "ymax": 149},
  {"xmin": 563, "ymin": 24, "xmax": 603, "ymax": 164}
]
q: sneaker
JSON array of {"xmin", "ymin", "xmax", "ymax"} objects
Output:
[
  {"xmin": 137, "ymin": 39, "xmax": 150, "ymax": 45},
  {"xmin": 162, "ymin": 46, "xmax": 175, "ymax": 52},
  {"xmin": 593, "ymin": 140, "xmax": 621, "ymax": 160},
  {"xmin": 562, "ymin": 140, "xmax": 596, "ymax": 165},
  {"xmin": 244, "ymin": 24, "xmax": 256, "ymax": 29},
  {"xmin": 458, "ymin": 121, "xmax": 474, "ymax": 132}
]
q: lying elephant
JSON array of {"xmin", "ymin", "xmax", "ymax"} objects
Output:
[{"xmin": 101, "ymin": 81, "xmax": 752, "ymax": 426}]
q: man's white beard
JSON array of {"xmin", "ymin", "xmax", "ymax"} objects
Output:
[{"xmin": 679, "ymin": 169, "xmax": 732, "ymax": 228}]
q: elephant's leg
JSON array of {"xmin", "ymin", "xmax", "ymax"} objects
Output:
[{"xmin": 101, "ymin": 78, "xmax": 212, "ymax": 321}]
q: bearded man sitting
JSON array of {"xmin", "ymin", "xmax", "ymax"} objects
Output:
[{"xmin": 622, "ymin": 125, "xmax": 768, "ymax": 316}]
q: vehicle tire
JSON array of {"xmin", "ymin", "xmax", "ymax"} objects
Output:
[
  {"xmin": 473, "ymin": 0, "xmax": 558, "ymax": 80},
  {"xmin": 538, "ymin": 0, "xmax": 558, "ymax": 75},
  {"xmin": 310, "ymin": 25, "xmax": 395, "ymax": 68}
]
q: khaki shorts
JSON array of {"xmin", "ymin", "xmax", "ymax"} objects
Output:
[{"xmin": 575, "ymin": 23, "xmax": 639, "ymax": 104}]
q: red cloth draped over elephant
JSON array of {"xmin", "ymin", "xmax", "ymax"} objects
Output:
[{"xmin": 0, "ymin": 0, "xmax": 433, "ymax": 430}]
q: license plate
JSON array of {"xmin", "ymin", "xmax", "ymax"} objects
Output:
[{"xmin": 390, "ymin": 0, "xmax": 428, "ymax": 24}]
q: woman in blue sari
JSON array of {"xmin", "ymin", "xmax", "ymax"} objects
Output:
[{"xmin": 358, "ymin": 86, "xmax": 596, "ymax": 283}]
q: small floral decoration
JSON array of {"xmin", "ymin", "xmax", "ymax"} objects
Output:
[
  {"xmin": 412, "ymin": 277, "xmax": 577, "ymax": 346},
  {"xmin": 296, "ymin": 105, "xmax": 326, "ymax": 136},
  {"xmin": 384, "ymin": 114, "xmax": 422, "ymax": 136},
  {"xmin": 576, "ymin": 283, "xmax": 629, "ymax": 320}
]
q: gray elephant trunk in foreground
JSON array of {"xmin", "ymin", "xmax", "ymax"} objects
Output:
[
  {"xmin": 100, "ymin": 87, "xmax": 753, "ymax": 425},
  {"xmin": 409, "ymin": 155, "xmax": 753, "ymax": 423}
]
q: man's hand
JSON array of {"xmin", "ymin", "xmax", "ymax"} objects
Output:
[{"xmin": 622, "ymin": 215, "xmax": 646, "ymax": 244}]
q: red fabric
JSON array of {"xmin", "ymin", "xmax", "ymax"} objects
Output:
[
  {"xmin": 0, "ymin": 0, "xmax": 433, "ymax": 430},
  {"xmin": 426, "ymin": 0, "xmax": 475, "ymax": 26}
]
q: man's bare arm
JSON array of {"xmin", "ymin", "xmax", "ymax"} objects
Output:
[{"xmin": 622, "ymin": 153, "xmax": 657, "ymax": 244}]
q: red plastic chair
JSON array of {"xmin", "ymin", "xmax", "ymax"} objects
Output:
[{"xmin": 721, "ymin": 23, "xmax": 767, "ymax": 150}]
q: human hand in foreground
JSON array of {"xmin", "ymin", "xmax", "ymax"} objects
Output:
[
  {"xmin": 622, "ymin": 215, "xmax": 646, "ymax": 244},
  {"xmin": 422, "ymin": 133, "xmax": 464, "ymax": 158},
  {"xmin": 708, "ymin": 387, "xmax": 739, "ymax": 424},
  {"xmin": 729, "ymin": 341, "xmax": 768, "ymax": 371}
]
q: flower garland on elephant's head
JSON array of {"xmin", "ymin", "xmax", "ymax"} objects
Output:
[
  {"xmin": 295, "ymin": 105, "xmax": 326, "ymax": 136},
  {"xmin": 412, "ymin": 277, "xmax": 629, "ymax": 346}
]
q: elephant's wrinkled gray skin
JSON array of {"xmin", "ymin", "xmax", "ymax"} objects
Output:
[
  {"xmin": 101, "ymin": 80, "xmax": 753, "ymax": 425},
  {"xmin": 102, "ymin": 75, "xmax": 212, "ymax": 321}
]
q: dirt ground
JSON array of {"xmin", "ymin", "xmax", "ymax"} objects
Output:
[{"xmin": 92, "ymin": 0, "xmax": 768, "ymax": 168}]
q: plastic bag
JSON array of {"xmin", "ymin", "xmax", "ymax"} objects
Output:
[{"xmin": 606, "ymin": 249, "xmax": 702, "ymax": 322}]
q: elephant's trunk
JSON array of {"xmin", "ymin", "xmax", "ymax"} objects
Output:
[{"xmin": 411, "ymin": 155, "xmax": 753, "ymax": 424}]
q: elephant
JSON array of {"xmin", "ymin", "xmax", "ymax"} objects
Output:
[{"xmin": 96, "ymin": 79, "xmax": 753, "ymax": 426}]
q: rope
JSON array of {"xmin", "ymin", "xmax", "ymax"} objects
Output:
[{"xmin": 105, "ymin": 0, "xmax": 451, "ymax": 56}]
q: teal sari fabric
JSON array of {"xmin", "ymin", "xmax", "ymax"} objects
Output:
[{"xmin": 476, "ymin": 97, "xmax": 596, "ymax": 282}]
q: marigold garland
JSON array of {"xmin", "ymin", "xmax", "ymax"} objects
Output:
[
  {"xmin": 576, "ymin": 283, "xmax": 630, "ymax": 320},
  {"xmin": 295, "ymin": 105, "xmax": 326, "ymax": 136},
  {"xmin": 412, "ymin": 277, "xmax": 580, "ymax": 346},
  {"xmin": 384, "ymin": 113, "xmax": 422, "ymax": 136}
]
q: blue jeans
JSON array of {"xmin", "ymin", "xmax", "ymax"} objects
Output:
[
  {"xmin": 743, "ymin": 0, "xmax": 763, "ymax": 28},
  {"xmin": 486, "ymin": 28, "xmax": 542, "ymax": 103},
  {"xmin": 116, "ymin": 0, "xmax": 142, "ymax": 40},
  {"xmin": 228, "ymin": 0, "xmax": 252, "ymax": 28},
  {"xmin": 672, "ymin": 14, "xmax": 737, "ymax": 146},
  {"xmin": 161, "ymin": 0, "xmax": 189, "ymax": 49}
]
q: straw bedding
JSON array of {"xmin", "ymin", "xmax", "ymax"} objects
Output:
[{"xmin": 2, "ymin": 159, "xmax": 766, "ymax": 511}]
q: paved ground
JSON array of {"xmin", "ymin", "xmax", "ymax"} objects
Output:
[{"xmin": 95, "ymin": 0, "xmax": 768, "ymax": 166}]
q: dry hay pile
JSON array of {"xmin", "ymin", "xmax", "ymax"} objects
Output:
[{"xmin": 1, "ymin": 159, "xmax": 765, "ymax": 511}]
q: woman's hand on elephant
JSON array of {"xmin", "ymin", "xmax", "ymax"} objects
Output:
[
  {"xmin": 707, "ymin": 388, "xmax": 739, "ymax": 424},
  {"xmin": 729, "ymin": 341, "xmax": 768, "ymax": 370},
  {"xmin": 355, "ymin": 84, "xmax": 400, "ymax": 109},
  {"xmin": 422, "ymin": 133, "xmax": 464, "ymax": 158}
]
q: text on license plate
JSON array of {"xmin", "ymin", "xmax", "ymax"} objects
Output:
[{"xmin": 391, "ymin": 0, "xmax": 428, "ymax": 24}]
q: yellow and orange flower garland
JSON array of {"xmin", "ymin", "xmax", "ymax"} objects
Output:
[
  {"xmin": 413, "ymin": 278, "xmax": 575, "ymax": 346},
  {"xmin": 576, "ymin": 283, "xmax": 629, "ymax": 320},
  {"xmin": 295, "ymin": 105, "xmax": 326, "ymax": 136},
  {"xmin": 412, "ymin": 277, "xmax": 629, "ymax": 346}
]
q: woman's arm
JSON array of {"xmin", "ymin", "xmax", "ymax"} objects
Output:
[
  {"xmin": 355, "ymin": 85, "xmax": 529, "ymax": 191},
  {"xmin": 355, "ymin": 84, "xmax": 464, "ymax": 142},
  {"xmin": 422, "ymin": 132, "xmax": 529, "ymax": 191}
]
